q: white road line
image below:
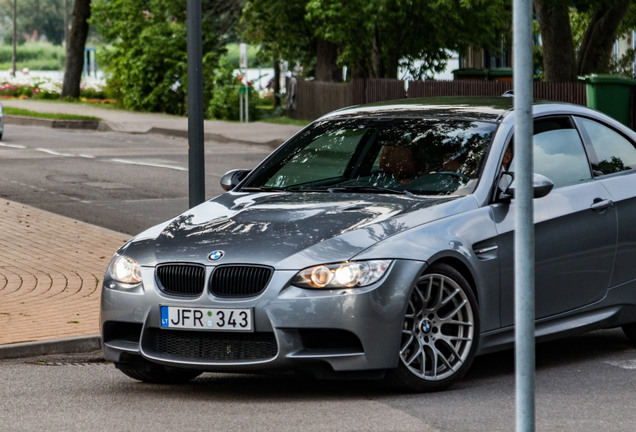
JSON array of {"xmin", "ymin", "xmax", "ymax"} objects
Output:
[
  {"xmin": 604, "ymin": 360, "xmax": 636, "ymax": 370},
  {"xmin": 34, "ymin": 148, "xmax": 77, "ymax": 157},
  {"xmin": 2, "ymin": 143, "xmax": 186, "ymax": 171},
  {"xmin": 109, "ymin": 158, "xmax": 187, "ymax": 171}
]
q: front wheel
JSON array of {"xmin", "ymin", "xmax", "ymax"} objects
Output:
[{"xmin": 387, "ymin": 263, "xmax": 480, "ymax": 392}]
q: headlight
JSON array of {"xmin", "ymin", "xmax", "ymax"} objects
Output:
[
  {"xmin": 107, "ymin": 254, "xmax": 142, "ymax": 284},
  {"xmin": 291, "ymin": 260, "xmax": 392, "ymax": 289}
]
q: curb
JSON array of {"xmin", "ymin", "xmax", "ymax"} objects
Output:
[
  {"xmin": 7, "ymin": 115, "xmax": 287, "ymax": 147},
  {"xmin": 5, "ymin": 115, "xmax": 99, "ymax": 130},
  {"xmin": 0, "ymin": 335, "xmax": 102, "ymax": 360}
]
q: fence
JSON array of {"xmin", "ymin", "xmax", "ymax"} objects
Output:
[{"xmin": 288, "ymin": 78, "xmax": 588, "ymax": 121}]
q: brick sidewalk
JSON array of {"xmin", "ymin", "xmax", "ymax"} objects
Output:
[{"xmin": 0, "ymin": 200, "xmax": 129, "ymax": 345}]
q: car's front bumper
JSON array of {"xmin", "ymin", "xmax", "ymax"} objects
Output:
[{"xmin": 101, "ymin": 259, "xmax": 425, "ymax": 374}]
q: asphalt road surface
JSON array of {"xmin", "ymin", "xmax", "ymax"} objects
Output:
[
  {"xmin": 0, "ymin": 124, "xmax": 272, "ymax": 235},
  {"xmin": 1, "ymin": 329, "xmax": 636, "ymax": 431},
  {"xmin": 2, "ymin": 126, "xmax": 636, "ymax": 431}
]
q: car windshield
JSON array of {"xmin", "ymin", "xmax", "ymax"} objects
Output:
[{"xmin": 242, "ymin": 118, "xmax": 497, "ymax": 195}]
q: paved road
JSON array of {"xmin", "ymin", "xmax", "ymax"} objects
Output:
[
  {"xmin": 2, "ymin": 329, "xmax": 636, "ymax": 431},
  {"xmin": 0, "ymin": 125, "xmax": 271, "ymax": 234},
  {"xmin": 2, "ymin": 125, "xmax": 636, "ymax": 431}
]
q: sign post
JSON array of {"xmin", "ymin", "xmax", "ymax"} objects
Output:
[{"xmin": 240, "ymin": 43, "xmax": 249, "ymax": 123}]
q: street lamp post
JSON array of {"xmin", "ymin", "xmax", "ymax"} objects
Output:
[{"xmin": 187, "ymin": 0, "xmax": 205, "ymax": 208}]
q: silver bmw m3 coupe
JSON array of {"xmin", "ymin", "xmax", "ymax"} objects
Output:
[{"xmin": 101, "ymin": 97, "xmax": 636, "ymax": 391}]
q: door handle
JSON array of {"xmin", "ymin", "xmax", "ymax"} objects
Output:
[{"xmin": 590, "ymin": 198, "xmax": 613, "ymax": 213}]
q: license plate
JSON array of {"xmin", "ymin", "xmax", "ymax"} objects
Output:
[{"xmin": 161, "ymin": 306, "xmax": 253, "ymax": 332}]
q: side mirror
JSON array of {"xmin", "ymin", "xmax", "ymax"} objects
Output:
[
  {"xmin": 220, "ymin": 169, "xmax": 250, "ymax": 191},
  {"xmin": 498, "ymin": 172, "xmax": 554, "ymax": 200}
]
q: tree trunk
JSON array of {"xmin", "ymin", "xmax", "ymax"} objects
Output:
[
  {"xmin": 315, "ymin": 38, "xmax": 341, "ymax": 82},
  {"xmin": 577, "ymin": 1, "xmax": 631, "ymax": 75},
  {"xmin": 533, "ymin": 0, "xmax": 577, "ymax": 82},
  {"xmin": 62, "ymin": 0, "xmax": 91, "ymax": 99}
]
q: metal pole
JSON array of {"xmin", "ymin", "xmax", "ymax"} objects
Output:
[
  {"xmin": 513, "ymin": 0, "xmax": 535, "ymax": 431},
  {"xmin": 186, "ymin": 0, "xmax": 205, "ymax": 208},
  {"xmin": 12, "ymin": 0, "xmax": 17, "ymax": 77},
  {"xmin": 245, "ymin": 75, "xmax": 249, "ymax": 123}
]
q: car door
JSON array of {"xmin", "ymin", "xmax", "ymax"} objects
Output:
[
  {"xmin": 574, "ymin": 116, "xmax": 636, "ymax": 288},
  {"xmin": 492, "ymin": 116, "xmax": 618, "ymax": 327}
]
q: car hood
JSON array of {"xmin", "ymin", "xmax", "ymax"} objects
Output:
[{"xmin": 121, "ymin": 191, "xmax": 477, "ymax": 269}]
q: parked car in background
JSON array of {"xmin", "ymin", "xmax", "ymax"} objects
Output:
[{"xmin": 101, "ymin": 97, "xmax": 636, "ymax": 392}]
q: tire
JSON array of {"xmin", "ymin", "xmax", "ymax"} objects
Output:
[
  {"xmin": 115, "ymin": 357, "xmax": 201, "ymax": 384},
  {"xmin": 386, "ymin": 263, "xmax": 480, "ymax": 392},
  {"xmin": 622, "ymin": 323, "xmax": 636, "ymax": 343}
]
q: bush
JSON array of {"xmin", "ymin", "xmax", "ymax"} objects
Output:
[
  {"xmin": 0, "ymin": 41, "xmax": 65, "ymax": 71},
  {"xmin": 91, "ymin": 0, "xmax": 222, "ymax": 115},
  {"xmin": 208, "ymin": 59, "xmax": 261, "ymax": 121}
]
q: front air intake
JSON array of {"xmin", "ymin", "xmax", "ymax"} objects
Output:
[
  {"xmin": 156, "ymin": 264, "xmax": 206, "ymax": 297},
  {"xmin": 209, "ymin": 265, "xmax": 273, "ymax": 298}
]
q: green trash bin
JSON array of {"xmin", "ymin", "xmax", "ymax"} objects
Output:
[{"xmin": 581, "ymin": 74, "xmax": 636, "ymax": 126}]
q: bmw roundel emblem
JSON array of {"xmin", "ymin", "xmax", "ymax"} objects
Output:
[{"xmin": 208, "ymin": 250, "xmax": 224, "ymax": 261}]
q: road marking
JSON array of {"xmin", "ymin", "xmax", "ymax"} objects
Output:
[
  {"xmin": 604, "ymin": 360, "xmax": 636, "ymax": 370},
  {"xmin": 1, "ymin": 143, "xmax": 186, "ymax": 171},
  {"xmin": 34, "ymin": 148, "xmax": 77, "ymax": 157},
  {"xmin": 109, "ymin": 158, "xmax": 187, "ymax": 171}
]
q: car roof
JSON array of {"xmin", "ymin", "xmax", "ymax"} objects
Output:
[{"xmin": 318, "ymin": 96, "xmax": 584, "ymax": 123}]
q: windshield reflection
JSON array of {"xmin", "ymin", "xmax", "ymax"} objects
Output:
[{"xmin": 242, "ymin": 118, "xmax": 496, "ymax": 196}]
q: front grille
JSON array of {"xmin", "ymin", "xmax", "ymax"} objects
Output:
[
  {"xmin": 156, "ymin": 264, "xmax": 206, "ymax": 297},
  {"xmin": 209, "ymin": 265, "xmax": 273, "ymax": 298},
  {"xmin": 145, "ymin": 329, "xmax": 278, "ymax": 361}
]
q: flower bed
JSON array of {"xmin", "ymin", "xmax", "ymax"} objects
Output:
[{"xmin": 0, "ymin": 73, "xmax": 112, "ymax": 102}]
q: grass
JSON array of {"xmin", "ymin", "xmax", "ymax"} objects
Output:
[
  {"xmin": 261, "ymin": 116, "xmax": 310, "ymax": 126},
  {"xmin": 0, "ymin": 41, "xmax": 66, "ymax": 71},
  {"xmin": 4, "ymin": 106, "xmax": 101, "ymax": 121}
]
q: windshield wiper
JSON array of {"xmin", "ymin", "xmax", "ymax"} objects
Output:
[
  {"xmin": 327, "ymin": 185, "xmax": 411, "ymax": 195},
  {"xmin": 240, "ymin": 186, "xmax": 289, "ymax": 192}
]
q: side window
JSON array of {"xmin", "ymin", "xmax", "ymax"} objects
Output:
[
  {"xmin": 577, "ymin": 117, "xmax": 636, "ymax": 175},
  {"xmin": 532, "ymin": 117, "xmax": 592, "ymax": 188}
]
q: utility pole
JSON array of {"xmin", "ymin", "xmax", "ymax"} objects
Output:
[
  {"xmin": 513, "ymin": 0, "xmax": 536, "ymax": 431},
  {"xmin": 187, "ymin": 0, "xmax": 205, "ymax": 208}
]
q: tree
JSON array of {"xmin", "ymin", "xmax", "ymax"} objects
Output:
[
  {"xmin": 534, "ymin": 0, "xmax": 634, "ymax": 81},
  {"xmin": 0, "ymin": 0, "xmax": 66, "ymax": 45},
  {"xmin": 241, "ymin": 0, "xmax": 319, "ymax": 80},
  {"xmin": 91, "ymin": 0, "xmax": 241, "ymax": 114},
  {"xmin": 306, "ymin": 0, "xmax": 510, "ymax": 79},
  {"xmin": 62, "ymin": 0, "xmax": 90, "ymax": 99}
]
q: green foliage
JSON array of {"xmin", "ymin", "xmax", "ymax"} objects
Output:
[
  {"xmin": 0, "ymin": 41, "xmax": 65, "ymax": 71},
  {"xmin": 0, "ymin": 0, "xmax": 66, "ymax": 45},
  {"xmin": 91, "ymin": 0, "xmax": 237, "ymax": 115},
  {"xmin": 242, "ymin": 0, "xmax": 511, "ymax": 79},
  {"xmin": 241, "ymin": 0, "xmax": 315, "ymax": 71},
  {"xmin": 305, "ymin": 0, "xmax": 510, "ymax": 79},
  {"xmin": 207, "ymin": 58, "xmax": 260, "ymax": 121}
]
